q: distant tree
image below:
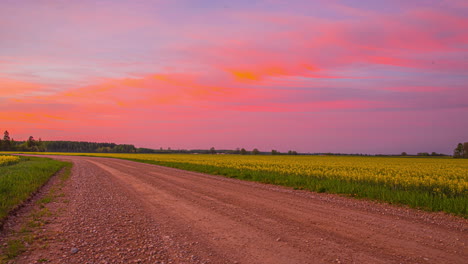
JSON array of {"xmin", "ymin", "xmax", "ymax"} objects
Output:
[
  {"xmin": 288, "ymin": 150, "xmax": 298, "ymax": 155},
  {"xmin": 26, "ymin": 136, "xmax": 36, "ymax": 148},
  {"xmin": 464, "ymin": 142, "xmax": 468, "ymax": 158},
  {"xmin": 210, "ymin": 147, "xmax": 216, "ymax": 154},
  {"xmin": 454, "ymin": 143, "xmax": 464, "ymax": 158},
  {"xmin": 2, "ymin": 130, "xmax": 11, "ymax": 151},
  {"xmin": 240, "ymin": 148, "xmax": 247, "ymax": 155},
  {"xmin": 252, "ymin": 148, "xmax": 260, "ymax": 155},
  {"xmin": 271, "ymin": 150, "xmax": 279, "ymax": 155},
  {"xmin": 401, "ymin": 152, "xmax": 407, "ymax": 156},
  {"xmin": 3, "ymin": 130, "xmax": 10, "ymax": 141},
  {"xmin": 417, "ymin": 152, "xmax": 429, "ymax": 156}
]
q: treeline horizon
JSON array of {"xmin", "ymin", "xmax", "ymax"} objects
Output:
[{"xmin": 0, "ymin": 130, "xmax": 465, "ymax": 157}]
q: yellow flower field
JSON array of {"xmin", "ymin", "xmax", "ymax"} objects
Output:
[
  {"xmin": 17, "ymin": 153, "xmax": 467, "ymax": 197},
  {"xmin": 0, "ymin": 155, "xmax": 20, "ymax": 166}
]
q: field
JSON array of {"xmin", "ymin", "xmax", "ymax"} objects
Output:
[
  {"xmin": 5, "ymin": 153, "xmax": 467, "ymax": 216},
  {"xmin": 0, "ymin": 155, "xmax": 20, "ymax": 167},
  {"xmin": 0, "ymin": 156, "xmax": 69, "ymax": 222}
]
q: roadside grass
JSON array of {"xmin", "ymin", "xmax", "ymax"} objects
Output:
[
  {"xmin": 0, "ymin": 160, "xmax": 72, "ymax": 262},
  {"xmin": 0, "ymin": 156, "xmax": 68, "ymax": 223}
]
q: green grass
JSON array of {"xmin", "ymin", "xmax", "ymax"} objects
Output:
[
  {"xmin": 0, "ymin": 158, "xmax": 71, "ymax": 262},
  {"xmin": 0, "ymin": 156, "xmax": 68, "ymax": 222}
]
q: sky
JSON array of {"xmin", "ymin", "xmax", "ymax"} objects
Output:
[{"xmin": 1, "ymin": 0, "xmax": 467, "ymax": 154}]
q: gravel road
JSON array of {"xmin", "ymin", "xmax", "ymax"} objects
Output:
[{"xmin": 8, "ymin": 156, "xmax": 468, "ymax": 263}]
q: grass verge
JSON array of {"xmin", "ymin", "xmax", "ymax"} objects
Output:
[
  {"xmin": 0, "ymin": 156, "xmax": 68, "ymax": 223},
  {"xmin": 0, "ymin": 160, "xmax": 72, "ymax": 263}
]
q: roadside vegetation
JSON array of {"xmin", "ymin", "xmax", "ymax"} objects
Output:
[
  {"xmin": 0, "ymin": 160, "xmax": 72, "ymax": 263},
  {"xmin": 0, "ymin": 155, "xmax": 19, "ymax": 167},
  {"xmin": 0, "ymin": 156, "xmax": 68, "ymax": 222}
]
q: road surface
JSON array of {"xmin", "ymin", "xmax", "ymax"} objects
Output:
[{"xmin": 10, "ymin": 156, "xmax": 468, "ymax": 263}]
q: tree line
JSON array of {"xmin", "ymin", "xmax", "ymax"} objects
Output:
[
  {"xmin": 2, "ymin": 130, "xmax": 466, "ymax": 157},
  {"xmin": 0, "ymin": 130, "xmax": 137, "ymax": 153},
  {"xmin": 0, "ymin": 131, "xmax": 299, "ymax": 155}
]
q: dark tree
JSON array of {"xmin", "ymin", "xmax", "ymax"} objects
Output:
[
  {"xmin": 271, "ymin": 150, "xmax": 279, "ymax": 155},
  {"xmin": 2, "ymin": 130, "xmax": 11, "ymax": 150},
  {"xmin": 464, "ymin": 142, "xmax": 468, "ymax": 158},
  {"xmin": 240, "ymin": 148, "xmax": 247, "ymax": 155},
  {"xmin": 210, "ymin": 147, "xmax": 216, "ymax": 154},
  {"xmin": 401, "ymin": 152, "xmax": 407, "ymax": 156},
  {"xmin": 27, "ymin": 136, "xmax": 36, "ymax": 148},
  {"xmin": 454, "ymin": 143, "xmax": 464, "ymax": 158},
  {"xmin": 3, "ymin": 131, "xmax": 10, "ymax": 141},
  {"xmin": 252, "ymin": 148, "xmax": 260, "ymax": 155}
]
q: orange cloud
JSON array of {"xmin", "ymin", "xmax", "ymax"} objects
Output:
[
  {"xmin": 227, "ymin": 63, "xmax": 335, "ymax": 83},
  {"xmin": 227, "ymin": 65, "xmax": 297, "ymax": 82},
  {"xmin": 229, "ymin": 70, "xmax": 261, "ymax": 82}
]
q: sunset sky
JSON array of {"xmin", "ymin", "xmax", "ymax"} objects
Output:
[{"xmin": 1, "ymin": 0, "xmax": 467, "ymax": 154}]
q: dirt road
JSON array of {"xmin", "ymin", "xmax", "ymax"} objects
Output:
[{"xmin": 7, "ymin": 156, "xmax": 468, "ymax": 263}]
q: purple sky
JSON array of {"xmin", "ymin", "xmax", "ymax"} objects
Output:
[{"xmin": 1, "ymin": 0, "xmax": 467, "ymax": 154}]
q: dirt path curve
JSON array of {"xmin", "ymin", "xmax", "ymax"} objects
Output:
[{"xmin": 13, "ymin": 156, "xmax": 468, "ymax": 263}]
